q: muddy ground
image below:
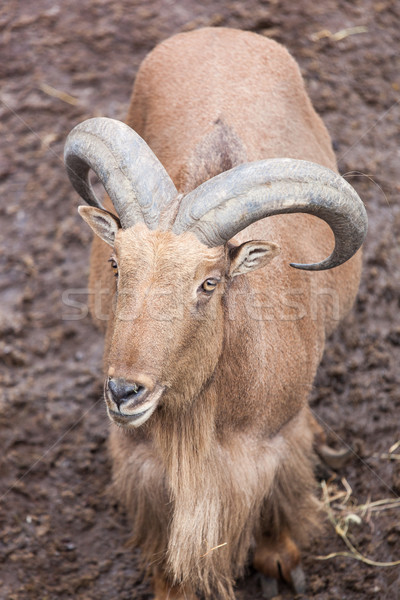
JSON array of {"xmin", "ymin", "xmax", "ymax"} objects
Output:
[{"xmin": 0, "ymin": 0, "xmax": 399, "ymax": 598}]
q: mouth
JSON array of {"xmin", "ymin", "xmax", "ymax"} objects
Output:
[{"xmin": 105, "ymin": 388, "xmax": 163, "ymax": 428}]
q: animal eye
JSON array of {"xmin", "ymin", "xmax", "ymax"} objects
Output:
[
  {"xmin": 108, "ymin": 257, "xmax": 118, "ymax": 278},
  {"xmin": 201, "ymin": 278, "xmax": 218, "ymax": 293}
]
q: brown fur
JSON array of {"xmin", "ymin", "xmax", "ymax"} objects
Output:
[{"xmin": 84, "ymin": 28, "xmax": 362, "ymax": 599}]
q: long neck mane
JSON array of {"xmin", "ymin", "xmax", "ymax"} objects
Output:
[{"xmin": 150, "ymin": 389, "xmax": 279, "ymax": 598}]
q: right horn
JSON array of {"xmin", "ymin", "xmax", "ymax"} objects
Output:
[
  {"xmin": 172, "ymin": 159, "xmax": 368, "ymax": 271},
  {"xmin": 64, "ymin": 117, "xmax": 178, "ymax": 230}
]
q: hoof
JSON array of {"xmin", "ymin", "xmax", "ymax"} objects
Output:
[
  {"xmin": 259, "ymin": 564, "xmax": 306, "ymax": 597},
  {"xmin": 288, "ymin": 564, "xmax": 306, "ymax": 595},
  {"xmin": 260, "ymin": 575, "xmax": 279, "ymax": 599}
]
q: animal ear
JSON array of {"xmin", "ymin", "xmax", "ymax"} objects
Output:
[
  {"xmin": 78, "ymin": 206, "xmax": 121, "ymax": 247},
  {"xmin": 228, "ymin": 240, "xmax": 280, "ymax": 278}
]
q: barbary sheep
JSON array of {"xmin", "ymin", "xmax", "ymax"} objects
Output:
[{"xmin": 64, "ymin": 27, "xmax": 367, "ymax": 600}]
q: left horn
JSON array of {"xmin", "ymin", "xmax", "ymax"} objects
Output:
[
  {"xmin": 172, "ymin": 158, "xmax": 367, "ymax": 271},
  {"xmin": 64, "ymin": 118, "xmax": 178, "ymax": 230}
]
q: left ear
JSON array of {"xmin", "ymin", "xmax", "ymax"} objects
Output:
[{"xmin": 228, "ymin": 240, "xmax": 280, "ymax": 278}]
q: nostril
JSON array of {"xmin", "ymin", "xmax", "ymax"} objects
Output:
[
  {"xmin": 124, "ymin": 383, "xmax": 145, "ymax": 398},
  {"xmin": 107, "ymin": 378, "xmax": 122, "ymax": 400}
]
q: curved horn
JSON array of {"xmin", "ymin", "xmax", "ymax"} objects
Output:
[
  {"xmin": 172, "ymin": 159, "xmax": 367, "ymax": 271},
  {"xmin": 64, "ymin": 118, "xmax": 178, "ymax": 230}
]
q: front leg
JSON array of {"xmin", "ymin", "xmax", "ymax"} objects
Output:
[
  {"xmin": 253, "ymin": 530, "xmax": 305, "ymax": 597},
  {"xmin": 153, "ymin": 571, "xmax": 198, "ymax": 600}
]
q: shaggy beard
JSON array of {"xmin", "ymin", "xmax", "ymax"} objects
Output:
[{"xmin": 110, "ymin": 401, "xmax": 320, "ymax": 600}]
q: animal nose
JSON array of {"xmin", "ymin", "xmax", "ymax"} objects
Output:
[{"xmin": 107, "ymin": 377, "xmax": 148, "ymax": 410}]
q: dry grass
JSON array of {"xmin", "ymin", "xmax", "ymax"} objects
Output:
[
  {"xmin": 39, "ymin": 82, "xmax": 79, "ymax": 105},
  {"xmin": 316, "ymin": 440, "xmax": 400, "ymax": 567},
  {"xmin": 310, "ymin": 26, "xmax": 368, "ymax": 42}
]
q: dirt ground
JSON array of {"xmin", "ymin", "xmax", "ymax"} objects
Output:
[{"xmin": 1, "ymin": 0, "xmax": 399, "ymax": 598}]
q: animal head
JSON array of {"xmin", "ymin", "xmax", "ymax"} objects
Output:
[{"xmin": 65, "ymin": 117, "xmax": 367, "ymax": 428}]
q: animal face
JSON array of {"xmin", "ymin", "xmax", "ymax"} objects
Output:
[{"xmin": 79, "ymin": 208, "xmax": 279, "ymax": 428}]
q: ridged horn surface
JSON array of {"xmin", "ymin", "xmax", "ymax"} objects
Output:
[
  {"xmin": 64, "ymin": 117, "xmax": 178, "ymax": 229},
  {"xmin": 172, "ymin": 158, "xmax": 368, "ymax": 270}
]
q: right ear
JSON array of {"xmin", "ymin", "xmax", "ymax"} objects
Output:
[{"xmin": 78, "ymin": 206, "xmax": 121, "ymax": 247}]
